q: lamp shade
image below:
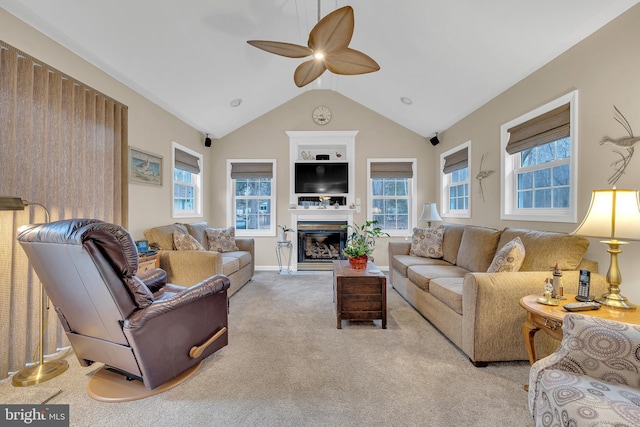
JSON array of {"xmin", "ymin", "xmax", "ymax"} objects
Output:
[
  {"xmin": 418, "ymin": 203, "xmax": 442, "ymax": 223},
  {"xmin": 572, "ymin": 189, "xmax": 640, "ymax": 241},
  {"xmin": 0, "ymin": 197, "xmax": 27, "ymax": 211}
]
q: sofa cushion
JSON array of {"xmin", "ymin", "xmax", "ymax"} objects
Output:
[
  {"xmin": 221, "ymin": 256, "xmax": 240, "ymax": 276},
  {"xmin": 407, "ymin": 264, "xmax": 469, "ymax": 292},
  {"xmin": 442, "ymin": 223, "xmax": 466, "ymax": 265},
  {"xmin": 184, "ymin": 221, "xmax": 209, "ymax": 247},
  {"xmin": 498, "ymin": 227, "xmax": 589, "ymax": 271},
  {"xmin": 456, "ymin": 226, "xmax": 502, "ymax": 272},
  {"xmin": 392, "ymin": 255, "xmax": 451, "ymax": 277},
  {"xmin": 487, "ymin": 237, "xmax": 525, "ymax": 273},
  {"xmin": 206, "ymin": 226, "xmax": 240, "ymax": 252},
  {"xmin": 429, "ymin": 277, "xmax": 464, "ymax": 315},
  {"xmin": 144, "ymin": 223, "xmax": 189, "ymax": 250},
  {"xmin": 173, "ymin": 231, "xmax": 205, "ymax": 251},
  {"xmin": 222, "ymin": 250, "xmax": 253, "ymax": 269},
  {"xmin": 410, "ymin": 226, "xmax": 444, "ymax": 258}
]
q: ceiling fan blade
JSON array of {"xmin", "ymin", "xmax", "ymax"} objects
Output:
[
  {"xmin": 247, "ymin": 40, "xmax": 312, "ymax": 58},
  {"xmin": 308, "ymin": 6, "xmax": 354, "ymax": 53},
  {"xmin": 294, "ymin": 60, "xmax": 327, "ymax": 87},
  {"xmin": 325, "ymin": 48, "xmax": 380, "ymax": 75}
]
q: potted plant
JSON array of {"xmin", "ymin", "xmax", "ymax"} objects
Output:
[
  {"xmin": 342, "ymin": 220, "xmax": 389, "ymax": 269},
  {"xmin": 278, "ymin": 225, "xmax": 293, "ymax": 242}
]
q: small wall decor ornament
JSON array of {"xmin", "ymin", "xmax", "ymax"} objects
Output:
[
  {"xmin": 601, "ymin": 105, "xmax": 640, "ymax": 185},
  {"xmin": 475, "ymin": 153, "xmax": 494, "ymax": 202}
]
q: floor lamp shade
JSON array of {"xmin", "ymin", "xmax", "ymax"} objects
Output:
[
  {"xmin": 572, "ymin": 189, "xmax": 640, "ymax": 309},
  {"xmin": 418, "ymin": 203, "xmax": 442, "ymax": 228},
  {"xmin": 0, "ymin": 196, "xmax": 68, "ymax": 385}
]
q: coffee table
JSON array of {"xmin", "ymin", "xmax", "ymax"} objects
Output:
[{"xmin": 332, "ymin": 260, "xmax": 386, "ymax": 329}]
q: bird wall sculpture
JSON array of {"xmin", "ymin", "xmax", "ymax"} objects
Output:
[
  {"xmin": 476, "ymin": 153, "xmax": 495, "ymax": 202},
  {"xmin": 601, "ymin": 106, "xmax": 640, "ymax": 185}
]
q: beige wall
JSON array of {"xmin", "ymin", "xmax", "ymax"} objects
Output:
[
  {"xmin": 434, "ymin": 4, "xmax": 640, "ymax": 302},
  {"xmin": 210, "ymin": 90, "xmax": 431, "ymax": 268},
  {"xmin": 1, "ymin": 8, "xmax": 207, "ymax": 240}
]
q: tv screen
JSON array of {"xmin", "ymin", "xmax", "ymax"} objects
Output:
[{"xmin": 295, "ymin": 162, "xmax": 348, "ymax": 194}]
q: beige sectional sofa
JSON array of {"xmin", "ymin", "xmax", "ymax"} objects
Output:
[
  {"xmin": 389, "ymin": 224, "xmax": 608, "ymax": 366},
  {"xmin": 144, "ymin": 222, "xmax": 254, "ymax": 296}
]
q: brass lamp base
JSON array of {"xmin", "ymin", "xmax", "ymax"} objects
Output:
[
  {"xmin": 597, "ymin": 293, "xmax": 637, "ymax": 310},
  {"xmin": 12, "ymin": 360, "xmax": 69, "ymax": 387}
]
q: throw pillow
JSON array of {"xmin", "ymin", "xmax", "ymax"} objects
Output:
[
  {"xmin": 206, "ymin": 226, "xmax": 240, "ymax": 253},
  {"xmin": 173, "ymin": 231, "xmax": 205, "ymax": 251},
  {"xmin": 410, "ymin": 226, "xmax": 444, "ymax": 258},
  {"xmin": 487, "ymin": 237, "xmax": 526, "ymax": 273}
]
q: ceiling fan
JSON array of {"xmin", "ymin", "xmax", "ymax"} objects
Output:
[{"xmin": 247, "ymin": 5, "xmax": 380, "ymax": 87}]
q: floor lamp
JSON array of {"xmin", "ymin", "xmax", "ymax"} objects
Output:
[
  {"xmin": 0, "ymin": 197, "xmax": 69, "ymax": 386},
  {"xmin": 572, "ymin": 189, "xmax": 640, "ymax": 310},
  {"xmin": 418, "ymin": 203, "xmax": 442, "ymax": 228}
]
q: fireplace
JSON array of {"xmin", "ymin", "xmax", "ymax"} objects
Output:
[{"xmin": 297, "ymin": 221, "xmax": 347, "ymax": 270}]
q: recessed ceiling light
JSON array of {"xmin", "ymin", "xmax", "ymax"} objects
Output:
[
  {"xmin": 230, "ymin": 98, "xmax": 242, "ymax": 107},
  {"xmin": 400, "ymin": 97, "xmax": 412, "ymax": 105}
]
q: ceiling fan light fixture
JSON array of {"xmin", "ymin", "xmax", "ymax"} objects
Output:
[{"xmin": 247, "ymin": 6, "xmax": 379, "ymax": 87}]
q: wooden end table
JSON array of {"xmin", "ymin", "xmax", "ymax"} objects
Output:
[
  {"xmin": 520, "ymin": 293, "xmax": 640, "ymax": 364},
  {"xmin": 332, "ymin": 260, "xmax": 386, "ymax": 329}
]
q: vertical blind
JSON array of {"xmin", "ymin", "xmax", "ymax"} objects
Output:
[{"xmin": 0, "ymin": 40, "xmax": 128, "ymax": 379}]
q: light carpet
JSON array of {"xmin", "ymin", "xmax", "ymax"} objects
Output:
[{"xmin": 0, "ymin": 271, "xmax": 534, "ymax": 426}]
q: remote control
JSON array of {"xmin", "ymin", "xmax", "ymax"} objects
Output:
[{"xmin": 563, "ymin": 301, "xmax": 601, "ymax": 312}]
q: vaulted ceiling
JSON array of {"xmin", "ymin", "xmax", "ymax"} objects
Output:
[{"xmin": 2, "ymin": 0, "xmax": 638, "ymax": 139}]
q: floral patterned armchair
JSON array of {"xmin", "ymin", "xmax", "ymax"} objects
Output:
[{"xmin": 528, "ymin": 313, "xmax": 640, "ymax": 426}]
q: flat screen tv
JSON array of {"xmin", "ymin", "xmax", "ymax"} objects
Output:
[{"xmin": 295, "ymin": 162, "xmax": 349, "ymax": 194}]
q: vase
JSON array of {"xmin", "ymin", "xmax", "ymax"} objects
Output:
[
  {"xmin": 279, "ymin": 232, "xmax": 288, "ymax": 242},
  {"xmin": 348, "ymin": 254, "xmax": 368, "ymax": 269}
]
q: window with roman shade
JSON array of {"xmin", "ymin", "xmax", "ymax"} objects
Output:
[
  {"xmin": 500, "ymin": 90, "xmax": 578, "ymax": 223},
  {"xmin": 368, "ymin": 159, "xmax": 417, "ymax": 234},
  {"xmin": 228, "ymin": 160, "xmax": 276, "ymax": 236},
  {"xmin": 440, "ymin": 142, "xmax": 470, "ymax": 218},
  {"xmin": 172, "ymin": 142, "xmax": 203, "ymax": 218}
]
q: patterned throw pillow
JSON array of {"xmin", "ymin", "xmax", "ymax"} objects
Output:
[
  {"xmin": 205, "ymin": 226, "xmax": 240, "ymax": 253},
  {"xmin": 410, "ymin": 226, "xmax": 444, "ymax": 258},
  {"xmin": 173, "ymin": 231, "xmax": 205, "ymax": 251},
  {"xmin": 487, "ymin": 237, "xmax": 526, "ymax": 272}
]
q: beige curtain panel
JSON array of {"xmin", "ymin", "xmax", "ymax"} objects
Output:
[
  {"xmin": 0, "ymin": 40, "xmax": 128, "ymax": 379},
  {"xmin": 506, "ymin": 104, "xmax": 570, "ymax": 154}
]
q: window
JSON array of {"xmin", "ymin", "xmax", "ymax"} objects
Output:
[
  {"xmin": 172, "ymin": 142, "xmax": 202, "ymax": 218},
  {"xmin": 501, "ymin": 90, "xmax": 578, "ymax": 222},
  {"xmin": 368, "ymin": 159, "xmax": 417, "ymax": 236},
  {"xmin": 441, "ymin": 142, "xmax": 470, "ymax": 218},
  {"xmin": 227, "ymin": 160, "xmax": 276, "ymax": 236}
]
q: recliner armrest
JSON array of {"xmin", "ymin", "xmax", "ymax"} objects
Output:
[
  {"xmin": 136, "ymin": 268, "xmax": 167, "ymax": 293},
  {"xmin": 124, "ymin": 274, "xmax": 230, "ymax": 329}
]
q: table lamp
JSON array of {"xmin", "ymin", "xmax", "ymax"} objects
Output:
[
  {"xmin": 0, "ymin": 196, "xmax": 69, "ymax": 385},
  {"xmin": 572, "ymin": 189, "xmax": 640, "ymax": 309},
  {"xmin": 418, "ymin": 203, "xmax": 442, "ymax": 228}
]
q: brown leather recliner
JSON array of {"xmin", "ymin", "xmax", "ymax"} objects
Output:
[{"xmin": 17, "ymin": 219, "xmax": 229, "ymax": 392}]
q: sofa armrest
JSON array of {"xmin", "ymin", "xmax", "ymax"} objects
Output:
[
  {"xmin": 158, "ymin": 250, "xmax": 224, "ymax": 286},
  {"xmin": 461, "ymin": 270, "xmax": 608, "ymax": 363},
  {"xmin": 388, "ymin": 241, "xmax": 411, "ymax": 257},
  {"xmin": 235, "ymin": 238, "xmax": 254, "ymax": 254}
]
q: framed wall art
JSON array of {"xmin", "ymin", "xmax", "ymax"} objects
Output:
[{"xmin": 129, "ymin": 147, "xmax": 163, "ymax": 186}]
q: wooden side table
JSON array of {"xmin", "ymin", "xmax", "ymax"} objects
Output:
[
  {"xmin": 138, "ymin": 253, "xmax": 159, "ymax": 273},
  {"xmin": 332, "ymin": 260, "xmax": 386, "ymax": 329},
  {"xmin": 520, "ymin": 293, "xmax": 640, "ymax": 364}
]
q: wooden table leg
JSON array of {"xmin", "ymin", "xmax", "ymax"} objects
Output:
[{"xmin": 522, "ymin": 314, "xmax": 539, "ymax": 365}]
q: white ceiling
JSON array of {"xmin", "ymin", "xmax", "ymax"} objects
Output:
[{"xmin": 2, "ymin": 0, "xmax": 638, "ymax": 139}]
